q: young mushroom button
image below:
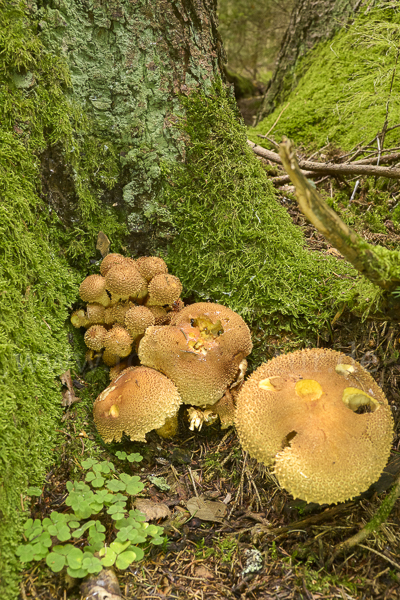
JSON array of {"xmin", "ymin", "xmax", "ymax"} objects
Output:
[{"xmin": 235, "ymin": 348, "xmax": 394, "ymax": 505}]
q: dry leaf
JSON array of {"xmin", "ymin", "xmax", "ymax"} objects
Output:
[
  {"xmin": 186, "ymin": 496, "xmax": 227, "ymax": 522},
  {"xmin": 325, "ymin": 247, "xmax": 343, "ymax": 258},
  {"xmin": 194, "ymin": 565, "xmax": 214, "ymax": 579},
  {"xmin": 134, "ymin": 498, "xmax": 171, "ymax": 521},
  {"xmin": 60, "ymin": 370, "xmax": 79, "ymax": 407},
  {"xmin": 96, "ymin": 231, "xmax": 110, "ymax": 257}
]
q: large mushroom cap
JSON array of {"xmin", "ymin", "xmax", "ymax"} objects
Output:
[
  {"xmin": 235, "ymin": 348, "xmax": 393, "ymax": 505},
  {"xmin": 105, "ymin": 264, "xmax": 147, "ymax": 304},
  {"xmin": 79, "ymin": 274, "xmax": 110, "ymax": 307},
  {"xmin": 99, "ymin": 253, "xmax": 127, "ymax": 276},
  {"xmin": 138, "ymin": 302, "xmax": 252, "ymax": 406},
  {"xmin": 93, "ymin": 366, "xmax": 182, "ymax": 442}
]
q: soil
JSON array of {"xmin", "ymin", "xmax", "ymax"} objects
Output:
[{"xmin": 20, "ymin": 164, "xmax": 400, "ymax": 600}]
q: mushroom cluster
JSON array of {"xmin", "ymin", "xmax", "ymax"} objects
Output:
[
  {"xmin": 72, "ymin": 253, "xmax": 253, "ymax": 443},
  {"xmin": 71, "ymin": 255, "xmax": 183, "ymax": 368},
  {"xmin": 235, "ymin": 348, "xmax": 394, "ymax": 505}
]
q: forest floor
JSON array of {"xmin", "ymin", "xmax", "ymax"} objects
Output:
[{"xmin": 20, "ymin": 172, "xmax": 400, "ymax": 600}]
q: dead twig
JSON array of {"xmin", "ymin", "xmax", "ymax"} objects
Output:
[{"xmin": 248, "ymin": 140, "xmax": 400, "ymax": 179}]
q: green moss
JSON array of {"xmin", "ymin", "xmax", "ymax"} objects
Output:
[
  {"xmin": 0, "ymin": 2, "xmax": 126, "ymax": 596},
  {"xmin": 250, "ymin": 5, "xmax": 400, "ymax": 151},
  {"xmin": 164, "ymin": 82, "xmax": 356, "ymax": 354}
]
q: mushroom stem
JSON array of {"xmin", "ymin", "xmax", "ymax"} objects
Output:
[
  {"xmin": 278, "ymin": 137, "xmax": 400, "ymax": 292},
  {"xmin": 328, "ymin": 471, "xmax": 400, "ymax": 565}
]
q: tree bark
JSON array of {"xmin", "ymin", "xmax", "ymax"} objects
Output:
[{"xmin": 257, "ymin": 0, "xmax": 372, "ymax": 121}]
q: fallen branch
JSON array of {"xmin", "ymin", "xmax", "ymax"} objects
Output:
[
  {"xmin": 278, "ymin": 137, "xmax": 400, "ymax": 292},
  {"xmin": 248, "ymin": 140, "xmax": 400, "ymax": 179}
]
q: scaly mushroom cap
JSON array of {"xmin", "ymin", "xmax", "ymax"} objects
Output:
[
  {"xmin": 146, "ymin": 274, "xmax": 182, "ymax": 306},
  {"xmin": 105, "ymin": 264, "xmax": 148, "ymax": 304},
  {"xmin": 99, "ymin": 253, "xmax": 127, "ymax": 276},
  {"xmin": 235, "ymin": 348, "xmax": 394, "ymax": 505},
  {"xmin": 84, "ymin": 325, "xmax": 108, "ymax": 351},
  {"xmin": 93, "ymin": 366, "xmax": 182, "ymax": 442},
  {"xmin": 103, "ymin": 326, "xmax": 133, "ymax": 358},
  {"xmin": 125, "ymin": 305, "xmax": 155, "ymax": 339},
  {"xmin": 105, "ymin": 302, "xmax": 132, "ymax": 326},
  {"xmin": 135, "ymin": 256, "xmax": 168, "ymax": 282},
  {"xmin": 79, "ymin": 275, "xmax": 110, "ymax": 307},
  {"xmin": 86, "ymin": 303, "xmax": 106, "ymax": 325},
  {"xmin": 138, "ymin": 302, "xmax": 252, "ymax": 406}
]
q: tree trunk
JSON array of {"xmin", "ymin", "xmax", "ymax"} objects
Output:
[{"xmin": 257, "ymin": 0, "xmax": 372, "ymax": 120}]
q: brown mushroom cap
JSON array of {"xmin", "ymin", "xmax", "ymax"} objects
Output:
[
  {"xmin": 105, "ymin": 264, "xmax": 147, "ymax": 304},
  {"xmin": 125, "ymin": 306, "xmax": 155, "ymax": 339},
  {"xmin": 86, "ymin": 303, "xmax": 106, "ymax": 325},
  {"xmin": 99, "ymin": 253, "xmax": 127, "ymax": 276},
  {"xmin": 235, "ymin": 348, "xmax": 393, "ymax": 505},
  {"xmin": 146, "ymin": 305, "xmax": 170, "ymax": 325},
  {"xmin": 84, "ymin": 325, "xmax": 108, "ymax": 351},
  {"xmin": 105, "ymin": 302, "xmax": 132, "ymax": 326},
  {"xmin": 138, "ymin": 302, "xmax": 252, "ymax": 406},
  {"xmin": 135, "ymin": 256, "xmax": 168, "ymax": 282},
  {"xmin": 103, "ymin": 326, "xmax": 133, "ymax": 358},
  {"xmin": 79, "ymin": 275, "xmax": 110, "ymax": 307},
  {"xmin": 146, "ymin": 274, "xmax": 182, "ymax": 306},
  {"xmin": 93, "ymin": 366, "xmax": 182, "ymax": 442}
]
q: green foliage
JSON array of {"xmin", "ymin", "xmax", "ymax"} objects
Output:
[
  {"xmin": 16, "ymin": 454, "xmax": 164, "ymax": 579},
  {"xmin": 251, "ymin": 4, "xmax": 400, "ymax": 150},
  {"xmin": 164, "ymin": 82, "xmax": 356, "ymax": 345}
]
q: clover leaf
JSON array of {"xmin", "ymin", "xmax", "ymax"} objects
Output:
[
  {"xmin": 99, "ymin": 547, "xmax": 117, "ymax": 567},
  {"xmin": 119, "ymin": 473, "xmax": 144, "ymax": 495},
  {"xmin": 82, "ymin": 554, "xmax": 103, "ymax": 574},
  {"xmin": 26, "ymin": 486, "xmax": 42, "ymax": 496},
  {"xmin": 81, "ymin": 458, "xmax": 98, "ymax": 470},
  {"xmin": 46, "ymin": 552, "xmax": 66, "ymax": 573},
  {"xmin": 115, "ymin": 550, "xmax": 137, "ymax": 570},
  {"xmin": 106, "ymin": 479, "xmax": 126, "ymax": 493}
]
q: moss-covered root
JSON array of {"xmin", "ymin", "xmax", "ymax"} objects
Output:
[
  {"xmin": 279, "ymin": 138, "xmax": 400, "ymax": 294},
  {"xmin": 328, "ymin": 473, "xmax": 400, "ymax": 565}
]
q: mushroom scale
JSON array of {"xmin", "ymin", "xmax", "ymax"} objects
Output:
[
  {"xmin": 235, "ymin": 348, "xmax": 393, "ymax": 505},
  {"xmin": 93, "ymin": 366, "xmax": 182, "ymax": 442},
  {"xmin": 138, "ymin": 302, "xmax": 252, "ymax": 407}
]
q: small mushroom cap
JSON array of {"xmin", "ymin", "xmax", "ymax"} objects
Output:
[
  {"xmin": 103, "ymin": 326, "xmax": 133, "ymax": 358},
  {"xmin": 84, "ymin": 325, "xmax": 108, "ymax": 351},
  {"xmin": 99, "ymin": 253, "xmax": 127, "ymax": 276},
  {"xmin": 235, "ymin": 348, "xmax": 393, "ymax": 505},
  {"xmin": 146, "ymin": 274, "xmax": 182, "ymax": 306},
  {"xmin": 138, "ymin": 302, "xmax": 252, "ymax": 406},
  {"xmin": 135, "ymin": 256, "xmax": 168, "ymax": 282},
  {"xmin": 71, "ymin": 309, "xmax": 89, "ymax": 328},
  {"xmin": 125, "ymin": 305, "xmax": 155, "ymax": 339},
  {"xmin": 79, "ymin": 275, "xmax": 110, "ymax": 307},
  {"xmin": 105, "ymin": 302, "xmax": 132, "ymax": 326},
  {"xmin": 105, "ymin": 264, "xmax": 148, "ymax": 303},
  {"xmin": 93, "ymin": 366, "xmax": 182, "ymax": 442},
  {"xmin": 86, "ymin": 303, "xmax": 106, "ymax": 325},
  {"xmin": 102, "ymin": 349, "xmax": 121, "ymax": 367}
]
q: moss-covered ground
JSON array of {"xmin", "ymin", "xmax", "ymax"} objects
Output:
[{"xmin": 250, "ymin": 4, "xmax": 400, "ymax": 151}]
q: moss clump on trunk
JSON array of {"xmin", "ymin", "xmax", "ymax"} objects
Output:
[
  {"xmin": 0, "ymin": 2, "xmax": 126, "ymax": 595},
  {"xmin": 164, "ymin": 83, "xmax": 356, "ymax": 361}
]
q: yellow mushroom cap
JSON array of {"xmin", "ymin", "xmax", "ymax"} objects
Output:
[
  {"xmin": 71, "ymin": 309, "xmax": 89, "ymax": 328},
  {"xmin": 104, "ymin": 301, "xmax": 132, "ymax": 326},
  {"xmin": 86, "ymin": 303, "xmax": 106, "ymax": 325},
  {"xmin": 125, "ymin": 305, "xmax": 155, "ymax": 339},
  {"xmin": 138, "ymin": 302, "xmax": 252, "ymax": 406},
  {"xmin": 99, "ymin": 253, "xmax": 127, "ymax": 276},
  {"xmin": 235, "ymin": 348, "xmax": 394, "ymax": 505},
  {"xmin": 146, "ymin": 274, "xmax": 182, "ymax": 306},
  {"xmin": 105, "ymin": 264, "xmax": 148, "ymax": 304},
  {"xmin": 79, "ymin": 275, "xmax": 110, "ymax": 307},
  {"xmin": 84, "ymin": 325, "xmax": 108, "ymax": 351},
  {"xmin": 93, "ymin": 366, "xmax": 182, "ymax": 442},
  {"xmin": 135, "ymin": 256, "xmax": 168, "ymax": 282},
  {"xmin": 102, "ymin": 349, "xmax": 121, "ymax": 367},
  {"xmin": 103, "ymin": 326, "xmax": 133, "ymax": 358}
]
